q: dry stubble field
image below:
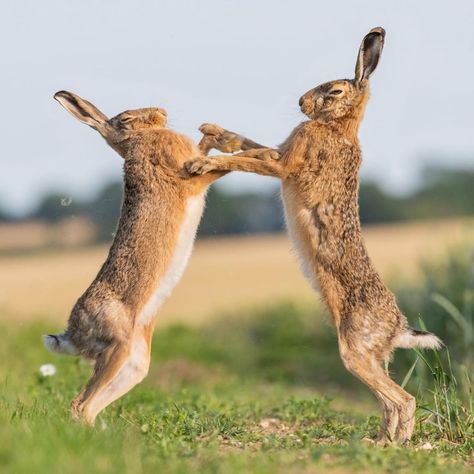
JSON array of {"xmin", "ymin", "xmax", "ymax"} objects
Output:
[{"xmin": 0, "ymin": 217, "xmax": 472, "ymax": 325}]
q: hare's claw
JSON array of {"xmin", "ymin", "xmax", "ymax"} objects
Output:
[{"xmin": 186, "ymin": 158, "xmax": 216, "ymax": 175}]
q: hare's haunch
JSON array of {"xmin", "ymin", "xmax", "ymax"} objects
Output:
[{"xmin": 186, "ymin": 27, "xmax": 442, "ymax": 445}]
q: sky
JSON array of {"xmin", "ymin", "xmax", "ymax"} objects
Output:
[{"xmin": 2, "ymin": 0, "xmax": 473, "ymax": 214}]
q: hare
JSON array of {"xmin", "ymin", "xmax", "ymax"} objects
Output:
[
  {"xmin": 43, "ymin": 91, "xmax": 245, "ymax": 425},
  {"xmin": 186, "ymin": 28, "xmax": 442, "ymax": 444}
]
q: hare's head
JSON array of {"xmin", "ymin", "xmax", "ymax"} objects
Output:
[
  {"xmin": 54, "ymin": 91, "xmax": 168, "ymax": 157},
  {"xmin": 299, "ymin": 27, "xmax": 385, "ymax": 123}
]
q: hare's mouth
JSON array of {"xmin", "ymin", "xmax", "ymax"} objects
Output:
[{"xmin": 300, "ymin": 103, "xmax": 313, "ymax": 117}]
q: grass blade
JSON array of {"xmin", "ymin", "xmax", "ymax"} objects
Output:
[
  {"xmin": 401, "ymin": 357, "xmax": 419, "ymax": 389},
  {"xmin": 431, "ymin": 292, "xmax": 470, "ymax": 335}
]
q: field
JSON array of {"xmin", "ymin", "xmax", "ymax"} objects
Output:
[
  {"xmin": 1, "ymin": 305, "xmax": 473, "ymax": 473},
  {"xmin": 0, "ymin": 218, "xmax": 473, "ymax": 473},
  {"xmin": 1, "ymin": 217, "xmax": 473, "ymax": 324}
]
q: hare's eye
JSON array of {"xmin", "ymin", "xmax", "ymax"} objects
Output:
[
  {"xmin": 120, "ymin": 116, "xmax": 135, "ymax": 124},
  {"xmin": 329, "ymin": 89, "xmax": 343, "ymax": 96}
]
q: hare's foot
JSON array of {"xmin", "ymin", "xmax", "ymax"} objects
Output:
[
  {"xmin": 373, "ymin": 397, "xmax": 399, "ymax": 445},
  {"xmin": 199, "ymin": 123, "xmax": 227, "ymax": 138},
  {"xmin": 71, "ymin": 395, "xmax": 94, "ymax": 425},
  {"xmin": 362, "ymin": 436, "xmax": 391, "ymax": 447},
  {"xmin": 199, "ymin": 123, "xmax": 244, "ymax": 153},
  {"xmin": 186, "ymin": 157, "xmax": 216, "ymax": 175},
  {"xmin": 366, "ymin": 395, "xmax": 415, "ymax": 445},
  {"xmin": 71, "ymin": 396, "xmax": 83, "ymax": 421},
  {"xmin": 394, "ymin": 396, "xmax": 416, "ymax": 443}
]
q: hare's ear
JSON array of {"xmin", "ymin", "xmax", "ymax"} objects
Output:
[
  {"xmin": 54, "ymin": 91, "xmax": 109, "ymax": 136},
  {"xmin": 354, "ymin": 27, "xmax": 385, "ymax": 85}
]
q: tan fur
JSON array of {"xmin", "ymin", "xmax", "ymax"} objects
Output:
[
  {"xmin": 44, "ymin": 91, "xmax": 243, "ymax": 425},
  {"xmin": 186, "ymin": 28, "xmax": 442, "ymax": 444}
]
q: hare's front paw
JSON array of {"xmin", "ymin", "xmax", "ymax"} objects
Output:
[
  {"xmin": 199, "ymin": 123, "xmax": 243, "ymax": 153},
  {"xmin": 261, "ymin": 149, "xmax": 280, "ymax": 161},
  {"xmin": 186, "ymin": 158, "xmax": 217, "ymax": 175},
  {"xmin": 237, "ymin": 148, "xmax": 280, "ymax": 161},
  {"xmin": 199, "ymin": 123, "xmax": 226, "ymax": 137}
]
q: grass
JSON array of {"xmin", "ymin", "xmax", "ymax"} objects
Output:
[
  {"xmin": 1, "ymin": 302, "xmax": 473, "ymax": 473},
  {"xmin": 414, "ymin": 347, "xmax": 473, "ymax": 443}
]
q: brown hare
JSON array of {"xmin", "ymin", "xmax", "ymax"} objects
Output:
[
  {"xmin": 43, "ymin": 91, "xmax": 241, "ymax": 425},
  {"xmin": 186, "ymin": 28, "xmax": 442, "ymax": 444}
]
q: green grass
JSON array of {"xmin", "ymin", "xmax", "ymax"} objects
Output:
[{"xmin": 1, "ymin": 300, "xmax": 473, "ymax": 474}]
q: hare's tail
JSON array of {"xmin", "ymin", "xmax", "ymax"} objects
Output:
[
  {"xmin": 394, "ymin": 328, "xmax": 443, "ymax": 350},
  {"xmin": 43, "ymin": 333, "xmax": 79, "ymax": 356}
]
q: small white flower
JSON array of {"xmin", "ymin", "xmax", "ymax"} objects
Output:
[{"xmin": 39, "ymin": 363, "xmax": 57, "ymax": 377}]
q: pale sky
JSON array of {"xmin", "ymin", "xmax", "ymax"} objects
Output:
[{"xmin": 2, "ymin": 0, "xmax": 473, "ymax": 214}]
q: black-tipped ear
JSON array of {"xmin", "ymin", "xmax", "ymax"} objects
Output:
[
  {"xmin": 354, "ymin": 27, "xmax": 385, "ymax": 85},
  {"xmin": 54, "ymin": 91, "xmax": 109, "ymax": 134}
]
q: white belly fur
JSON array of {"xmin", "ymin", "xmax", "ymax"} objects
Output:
[
  {"xmin": 138, "ymin": 193, "xmax": 206, "ymax": 326},
  {"xmin": 281, "ymin": 187, "xmax": 321, "ymax": 292}
]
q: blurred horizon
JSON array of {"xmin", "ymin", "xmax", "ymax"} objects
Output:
[
  {"xmin": 1, "ymin": 163, "xmax": 474, "ymax": 255},
  {"xmin": 2, "ymin": 0, "xmax": 474, "ymax": 214}
]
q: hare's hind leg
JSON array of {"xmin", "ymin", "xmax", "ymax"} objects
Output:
[
  {"xmin": 338, "ymin": 336, "xmax": 415, "ymax": 444},
  {"xmin": 82, "ymin": 336, "xmax": 151, "ymax": 424},
  {"xmin": 72, "ymin": 334, "xmax": 151, "ymax": 425},
  {"xmin": 71, "ymin": 342, "xmax": 130, "ymax": 424}
]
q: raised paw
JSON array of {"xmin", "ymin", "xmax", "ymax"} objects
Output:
[
  {"xmin": 185, "ymin": 158, "xmax": 217, "ymax": 175},
  {"xmin": 199, "ymin": 123, "xmax": 226, "ymax": 137},
  {"xmin": 261, "ymin": 149, "xmax": 280, "ymax": 161},
  {"xmin": 199, "ymin": 123, "xmax": 244, "ymax": 153}
]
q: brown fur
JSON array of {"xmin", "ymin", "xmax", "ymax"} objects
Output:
[
  {"xmin": 186, "ymin": 28, "xmax": 441, "ymax": 444},
  {"xmin": 45, "ymin": 91, "xmax": 235, "ymax": 424}
]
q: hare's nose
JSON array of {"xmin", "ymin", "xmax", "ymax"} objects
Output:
[{"xmin": 299, "ymin": 97, "xmax": 304, "ymax": 107}]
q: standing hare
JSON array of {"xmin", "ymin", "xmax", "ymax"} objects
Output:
[
  {"xmin": 43, "ymin": 91, "xmax": 242, "ymax": 425},
  {"xmin": 186, "ymin": 28, "xmax": 442, "ymax": 444}
]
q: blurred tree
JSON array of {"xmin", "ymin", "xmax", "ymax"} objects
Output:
[
  {"xmin": 198, "ymin": 186, "xmax": 284, "ymax": 236},
  {"xmin": 0, "ymin": 206, "xmax": 11, "ymax": 222},
  {"xmin": 404, "ymin": 167, "xmax": 474, "ymax": 219},
  {"xmin": 81, "ymin": 182, "xmax": 123, "ymax": 242},
  {"xmin": 20, "ymin": 164, "xmax": 474, "ymax": 243},
  {"xmin": 358, "ymin": 182, "xmax": 403, "ymax": 223},
  {"xmin": 32, "ymin": 193, "xmax": 83, "ymax": 222}
]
